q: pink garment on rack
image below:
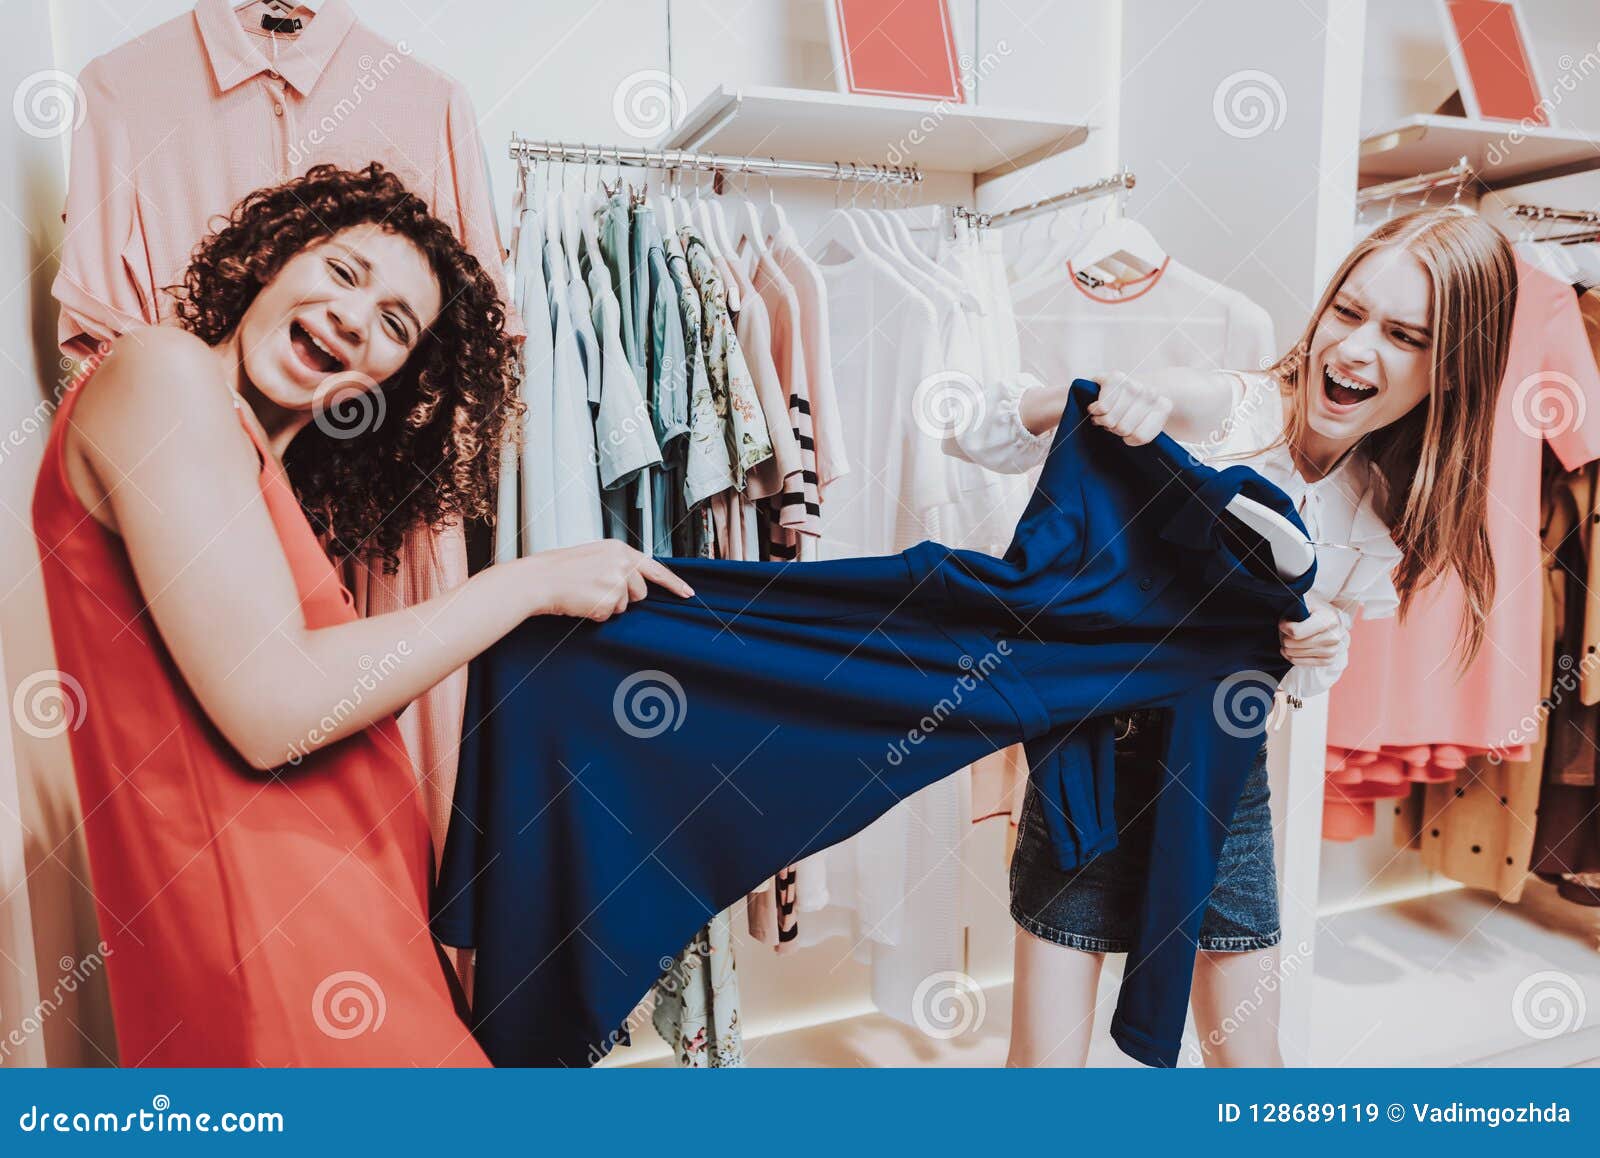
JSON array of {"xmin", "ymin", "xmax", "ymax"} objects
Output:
[
  {"xmin": 772, "ymin": 235, "xmax": 850, "ymax": 496},
  {"xmin": 50, "ymin": 0, "xmax": 522, "ymax": 867},
  {"xmin": 1322, "ymin": 742, "xmax": 1529, "ymax": 841},
  {"xmin": 1327, "ymin": 259, "xmax": 1600, "ymax": 757}
]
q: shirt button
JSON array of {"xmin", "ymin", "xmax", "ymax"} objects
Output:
[
  {"xmin": 273, "ymin": 102, "xmax": 284, "ymax": 116},
  {"xmin": 267, "ymin": 69, "xmax": 280, "ymax": 79},
  {"xmin": 1138, "ymin": 577, "xmax": 1153, "ymax": 591}
]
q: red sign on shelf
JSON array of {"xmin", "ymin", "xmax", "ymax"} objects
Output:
[
  {"xmin": 1440, "ymin": 0, "xmax": 1548, "ymax": 124},
  {"xmin": 828, "ymin": 0, "xmax": 966, "ymax": 103}
]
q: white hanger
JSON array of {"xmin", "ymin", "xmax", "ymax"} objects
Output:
[
  {"xmin": 579, "ymin": 149, "xmax": 606, "ymax": 274},
  {"xmin": 807, "ymin": 198, "xmax": 927, "ymax": 310},
  {"xmin": 1070, "ymin": 199, "xmax": 1166, "ymax": 285},
  {"xmin": 737, "ymin": 169, "xmax": 772, "ymax": 262},
  {"xmin": 691, "ymin": 166, "xmax": 738, "ymax": 260},
  {"xmin": 759, "ymin": 158, "xmax": 791, "ymax": 247},
  {"xmin": 1009, "ymin": 203, "xmax": 1087, "ymax": 285},
  {"xmin": 1008, "ymin": 207, "xmax": 1100, "ymax": 305},
  {"xmin": 876, "ymin": 205, "xmax": 980, "ymax": 307},
  {"xmin": 235, "ymin": 0, "xmax": 315, "ymax": 14},
  {"xmin": 809, "ymin": 200, "xmax": 876, "ymax": 266},
  {"xmin": 559, "ymin": 149, "xmax": 585, "ymax": 283},
  {"xmin": 656, "ymin": 160, "xmax": 680, "ymax": 237},
  {"xmin": 1224, "ymin": 494, "xmax": 1316, "ymax": 581}
]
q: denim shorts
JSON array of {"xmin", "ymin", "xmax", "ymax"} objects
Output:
[{"xmin": 1009, "ymin": 708, "xmax": 1280, "ymax": 954}]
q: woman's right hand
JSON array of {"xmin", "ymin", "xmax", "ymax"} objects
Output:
[
  {"xmin": 526, "ymin": 540, "xmax": 695, "ymax": 621},
  {"xmin": 1085, "ymin": 371, "xmax": 1175, "ymax": 446}
]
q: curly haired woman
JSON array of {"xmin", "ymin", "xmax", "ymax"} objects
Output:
[{"xmin": 32, "ymin": 162, "xmax": 692, "ymax": 1066}]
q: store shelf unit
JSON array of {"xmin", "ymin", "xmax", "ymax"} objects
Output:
[
  {"xmin": 658, "ymin": 84, "xmax": 1091, "ymax": 185},
  {"xmin": 1360, "ymin": 113, "xmax": 1600, "ymax": 191}
]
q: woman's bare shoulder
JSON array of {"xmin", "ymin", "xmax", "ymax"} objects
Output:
[
  {"xmin": 70, "ymin": 326, "xmax": 250, "ymax": 483},
  {"xmin": 75, "ymin": 327, "xmax": 236, "ymax": 437}
]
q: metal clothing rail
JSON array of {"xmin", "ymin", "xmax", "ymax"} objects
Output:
[
  {"xmin": 1509, "ymin": 203, "xmax": 1600, "ymax": 226},
  {"xmin": 507, "ymin": 134, "xmax": 923, "ymax": 186},
  {"xmin": 986, "ymin": 168, "xmax": 1137, "ymax": 227},
  {"xmin": 1354, "ymin": 156, "xmax": 1474, "ymax": 208}
]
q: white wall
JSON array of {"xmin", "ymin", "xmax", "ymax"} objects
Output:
[{"xmin": 0, "ymin": 0, "xmax": 112, "ymax": 1068}]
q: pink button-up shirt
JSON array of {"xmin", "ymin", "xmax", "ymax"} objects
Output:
[{"xmin": 51, "ymin": 0, "xmax": 523, "ymax": 865}]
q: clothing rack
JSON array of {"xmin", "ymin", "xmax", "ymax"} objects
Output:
[
  {"xmin": 507, "ymin": 134, "xmax": 923, "ymax": 186},
  {"xmin": 986, "ymin": 168, "xmax": 1137, "ymax": 227},
  {"xmin": 1354, "ymin": 156, "xmax": 1474, "ymax": 208},
  {"xmin": 1509, "ymin": 203, "xmax": 1600, "ymax": 246},
  {"xmin": 1509, "ymin": 203, "xmax": 1600, "ymax": 226}
]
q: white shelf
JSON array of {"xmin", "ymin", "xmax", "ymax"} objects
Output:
[
  {"xmin": 1360, "ymin": 114, "xmax": 1600, "ymax": 191},
  {"xmin": 659, "ymin": 84, "xmax": 1090, "ymax": 184}
]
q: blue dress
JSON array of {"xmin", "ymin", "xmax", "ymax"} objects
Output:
[{"xmin": 433, "ymin": 379, "xmax": 1316, "ymax": 1068}]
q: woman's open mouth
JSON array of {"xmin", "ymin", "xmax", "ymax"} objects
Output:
[
  {"xmin": 289, "ymin": 319, "xmax": 345, "ymax": 375},
  {"xmin": 1322, "ymin": 363, "xmax": 1378, "ymax": 410}
]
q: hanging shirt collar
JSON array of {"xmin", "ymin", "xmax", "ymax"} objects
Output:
[{"xmin": 195, "ymin": 0, "xmax": 356, "ymax": 96}]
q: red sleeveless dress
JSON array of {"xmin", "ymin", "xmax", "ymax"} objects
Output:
[{"xmin": 32, "ymin": 349, "xmax": 488, "ymax": 1067}]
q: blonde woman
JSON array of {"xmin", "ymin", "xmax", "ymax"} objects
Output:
[{"xmin": 955, "ymin": 207, "xmax": 1515, "ymax": 1067}]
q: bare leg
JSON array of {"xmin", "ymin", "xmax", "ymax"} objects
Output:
[
  {"xmin": 1006, "ymin": 925, "xmax": 1104, "ymax": 1067},
  {"xmin": 1190, "ymin": 945, "xmax": 1284, "ymax": 1067}
]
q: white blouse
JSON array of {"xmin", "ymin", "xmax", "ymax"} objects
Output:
[
  {"xmin": 954, "ymin": 369, "xmax": 1402, "ymax": 702},
  {"xmin": 1189, "ymin": 371, "xmax": 1401, "ymax": 703}
]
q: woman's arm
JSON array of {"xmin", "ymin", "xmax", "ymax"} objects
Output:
[
  {"xmin": 1022, "ymin": 367, "xmax": 1243, "ymax": 446},
  {"xmin": 69, "ymin": 329, "xmax": 691, "ymax": 771}
]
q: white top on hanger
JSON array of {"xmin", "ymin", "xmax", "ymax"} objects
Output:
[{"xmin": 1071, "ymin": 212, "xmax": 1166, "ymax": 284}]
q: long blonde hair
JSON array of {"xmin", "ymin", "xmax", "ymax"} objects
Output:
[{"xmin": 1263, "ymin": 207, "xmax": 1517, "ymax": 667}]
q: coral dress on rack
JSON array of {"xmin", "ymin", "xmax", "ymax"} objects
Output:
[{"xmin": 31, "ymin": 350, "xmax": 488, "ymax": 1067}]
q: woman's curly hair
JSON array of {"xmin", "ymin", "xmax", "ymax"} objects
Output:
[{"xmin": 167, "ymin": 161, "xmax": 522, "ymax": 573}]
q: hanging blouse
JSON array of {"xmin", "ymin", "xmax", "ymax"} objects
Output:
[{"xmin": 678, "ymin": 229, "xmax": 774, "ymax": 488}]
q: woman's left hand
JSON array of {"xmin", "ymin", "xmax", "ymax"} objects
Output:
[{"xmin": 1279, "ymin": 596, "xmax": 1345, "ymax": 666}]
